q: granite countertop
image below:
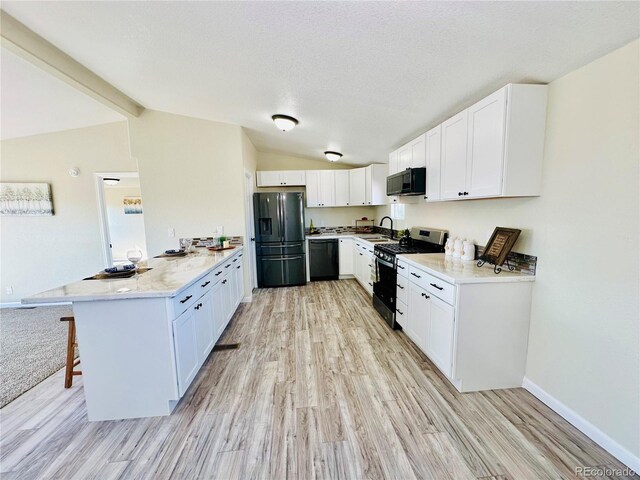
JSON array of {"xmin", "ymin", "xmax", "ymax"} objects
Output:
[
  {"xmin": 22, "ymin": 246, "xmax": 244, "ymax": 304},
  {"xmin": 306, "ymin": 232, "xmax": 396, "ymax": 247},
  {"xmin": 397, "ymin": 253, "xmax": 535, "ymax": 285}
]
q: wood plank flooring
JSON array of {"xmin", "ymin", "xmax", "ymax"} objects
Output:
[{"xmin": 0, "ymin": 280, "xmax": 635, "ymax": 479}]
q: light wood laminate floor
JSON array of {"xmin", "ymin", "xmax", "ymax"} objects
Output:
[{"xmin": 0, "ymin": 280, "xmax": 634, "ymax": 479}]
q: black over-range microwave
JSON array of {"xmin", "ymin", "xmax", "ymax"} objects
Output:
[{"xmin": 386, "ymin": 167, "xmax": 426, "ymax": 196}]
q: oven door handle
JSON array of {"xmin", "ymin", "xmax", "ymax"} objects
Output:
[{"xmin": 376, "ymin": 257, "xmax": 395, "ymax": 269}]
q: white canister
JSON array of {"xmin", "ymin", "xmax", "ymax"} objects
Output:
[
  {"xmin": 453, "ymin": 238, "xmax": 463, "ymax": 258},
  {"xmin": 444, "ymin": 238, "xmax": 454, "ymax": 256},
  {"xmin": 462, "ymin": 240, "xmax": 475, "ymax": 261}
]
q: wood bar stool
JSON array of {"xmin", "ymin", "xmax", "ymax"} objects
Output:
[{"xmin": 60, "ymin": 316, "xmax": 82, "ymax": 388}]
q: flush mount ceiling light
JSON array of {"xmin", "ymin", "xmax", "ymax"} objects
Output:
[
  {"xmin": 272, "ymin": 114, "xmax": 299, "ymax": 131},
  {"xmin": 103, "ymin": 177, "xmax": 120, "ymax": 186},
  {"xmin": 324, "ymin": 151, "xmax": 343, "ymax": 162}
]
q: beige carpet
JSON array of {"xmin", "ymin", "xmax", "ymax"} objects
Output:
[{"xmin": 0, "ymin": 305, "xmax": 74, "ymax": 407}]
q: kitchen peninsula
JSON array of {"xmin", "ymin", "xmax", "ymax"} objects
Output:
[{"xmin": 22, "ymin": 247, "xmax": 245, "ymax": 421}]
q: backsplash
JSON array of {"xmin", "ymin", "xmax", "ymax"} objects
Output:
[
  {"xmin": 181, "ymin": 236, "xmax": 244, "ymax": 247},
  {"xmin": 475, "ymin": 246, "xmax": 537, "ymax": 275},
  {"xmin": 306, "ymin": 225, "xmax": 375, "ymax": 235}
]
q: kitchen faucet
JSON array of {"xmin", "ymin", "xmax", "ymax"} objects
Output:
[{"xmin": 380, "ymin": 216, "xmax": 394, "ymax": 239}]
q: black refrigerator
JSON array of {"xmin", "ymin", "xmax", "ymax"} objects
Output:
[{"xmin": 254, "ymin": 192, "xmax": 306, "ymax": 287}]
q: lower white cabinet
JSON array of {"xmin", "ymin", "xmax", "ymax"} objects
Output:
[
  {"xmin": 173, "ymin": 306, "xmax": 199, "ymax": 397},
  {"xmin": 339, "ymin": 238, "xmax": 354, "ymax": 275},
  {"xmin": 353, "ymin": 242, "xmax": 374, "ymax": 295},
  {"xmin": 194, "ymin": 291, "xmax": 215, "ymax": 367},
  {"xmin": 401, "ymin": 257, "xmax": 533, "ymax": 392}
]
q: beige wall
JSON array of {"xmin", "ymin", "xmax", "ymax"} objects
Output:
[
  {"xmin": 104, "ymin": 185, "xmax": 147, "ymax": 262},
  {"xmin": 129, "ymin": 110, "xmax": 246, "ymax": 256},
  {"xmin": 0, "ymin": 121, "xmax": 135, "ymax": 303},
  {"xmin": 256, "ymin": 151, "xmax": 378, "ymax": 227},
  {"xmin": 377, "ymin": 40, "xmax": 640, "ymax": 456}
]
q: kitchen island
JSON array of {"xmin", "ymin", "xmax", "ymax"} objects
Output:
[{"xmin": 22, "ymin": 247, "xmax": 245, "ymax": 421}]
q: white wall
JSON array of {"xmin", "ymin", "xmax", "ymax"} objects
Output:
[
  {"xmin": 104, "ymin": 185, "xmax": 148, "ymax": 262},
  {"xmin": 0, "ymin": 121, "xmax": 135, "ymax": 303},
  {"xmin": 377, "ymin": 40, "xmax": 640, "ymax": 459},
  {"xmin": 256, "ymin": 151, "xmax": 378, "ymax": 228},
  {"xmin": 128, "ymin": 110, "xmax": 246, "ymax": 256}
]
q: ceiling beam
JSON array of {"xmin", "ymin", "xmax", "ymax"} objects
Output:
[{"xmin": 0, "ymin": 10, "xmax": 144, "ymax": 117}]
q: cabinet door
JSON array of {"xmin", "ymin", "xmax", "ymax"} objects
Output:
[
  {"xmin": 466, "ymin": 88, "xmax": 507, "ymax": 198},
  {"xmin": 318, "ymin": 170, "xmax": 336, "ymax": 207},
  {"xmin": 365, "ymin": 166, "xmax": 372, "ymax": 205},
  {"xmin": 349, "ymin": 168, "xmax": 366, "ymax": 206},
  {"xmin": 339, "ymin": 238, "xmax": 354, "ymax": 275},
  {"xmin": 407, "ymin": 281, "xmax": 426, "ymax": 344},
  {"xmin": 194, "ymin": 292, "xmax": 215, "ymax": 364},
  {"xmin": 409, "ymin": 134, "xmax": 426, "ymax": 168},
  {"xmin": 425, "ymin": 125, "xmax": 441, "ymax": 202},
  {"xmin": 305, "ymin": 171, "xmax": 320, "ymax": 207},
  {"xmin": 334, "ymin": 170, "xmax": 350, "ymax": 206},
  {"xmin": 398, "ymin": 144, "xmax": 411, "ymax": 172},
  {"xmin": 256, "ymin": 171, "xmax": 283, "ymax": 187},
  {"xmin": 282, "ymin": 171, "xmax": 306, "ymax": 186},
  {"xmin": 425, "ymin": 296, "xmax": 455, "ymax": 378},
  {"xmin": 234, "ymin": 261, "xmax": 244, "ymax": 307},
  {"xmin": 212, "ymin": 280, "xmax": 225, "ymax": 342},
  {"xmin": 354, "ymin": 243, "xmax": 363, "ymax": 283},
  {"xmin": 389, "ymin": 150, "xmax": 399, "ymax": 175},
  {"xmin": 364, "ymin": 252, "xmax": 374, "ymax": 294},
  {"xmin": 221, "ymin": 276, "xmax": 233, "ymax": 327},
  {"xmin": 441, "ymin": 110, "xmax": 469, "ymax": 200},
  {"xmin": 173, "ymin": 307, "xmax": 199, "ymax": 396}
]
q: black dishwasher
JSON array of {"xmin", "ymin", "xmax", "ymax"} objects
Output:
[{"xmin": 309, "ymin": 239, "xmax": 339, "ymax": 281}]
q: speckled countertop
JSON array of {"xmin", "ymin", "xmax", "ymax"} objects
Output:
[
  {"xmin": 398, "ymin": 253, "xmax": 535, "ymax": 284},
  {"xmin": 22, "ymin": 247, "xmax": 243, "ymax": 304}
]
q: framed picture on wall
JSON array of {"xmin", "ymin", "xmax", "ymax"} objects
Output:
[
  {"xmin": 0, "ymin": 183, "xmax": 53, "ymax": 216},
  {"xmin": 478, "ymin": 227, "xmax": 521, "ymax": 268},
  {"xmin": 123, "ymin": 196, "xmax": 143, "ymax": 215}
]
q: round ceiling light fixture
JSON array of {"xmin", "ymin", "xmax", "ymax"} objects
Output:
[
  {"xmin": 272, "ymin": 114, "xmax": 299, "ymax": 131},
  {"xmin": 324, "ymin": 151, "xmax": 343, "ymax": 162},
  {"xmin": 103, "ymin": 177, "xmax": 120, "ymax": 186}
]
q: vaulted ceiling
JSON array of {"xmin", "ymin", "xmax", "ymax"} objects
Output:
[{"xmin": 2, "ymin": 1, "xmax": 638, "ymax": 163}]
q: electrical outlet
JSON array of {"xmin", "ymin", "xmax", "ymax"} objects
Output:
[
  {"xmin": 168, "ymin": 227, "xmax": 175, "ymax": 238},
  {"xmin": 6, "ymin": 286, "xmax": 13, "ymax": 295}
]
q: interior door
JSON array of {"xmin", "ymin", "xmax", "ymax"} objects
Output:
[{"xmin": 254, "ymin": 193, "xmax": 281, "ymax": 243}]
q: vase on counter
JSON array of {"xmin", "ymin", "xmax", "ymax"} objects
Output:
[
  {"xmin": 462, "ymin": 240, "xmax": 475, "ymax": 261},
  {"xmin": 453, "ymin": 238, "xmax": 464, "ymax": 258}
]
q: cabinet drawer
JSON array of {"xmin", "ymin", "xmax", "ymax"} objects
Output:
[
  {"xmin": 396, "ymin": 259, "xmax": 409, "ymax": 278},
  {"xmin": 395, "ymin": 299, "xmax": 408, "ymax": 327},
  {"xmin": 172, "ymin": 283, "xmax": 199, "ymax": 316},
  {"xmin": 408, "ymin": 266, "xmax": 456, "ymax": 305},
  {"xmin": 396, "ymin": 274, "xmax": 408, "ymax": 304},
  {"xmin": 196, "ymin": 272, "xmax": 214, "ymax": 294}
]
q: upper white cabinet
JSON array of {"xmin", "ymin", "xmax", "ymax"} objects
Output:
[
  {"xmin": 305, "ymin": 170, "xmax": 336, "ymax": 207},
  {"xmin": 334, "ymin": 170, "xmax": 350, "ymax": 206},
  {"xmin": 366, "ymin": 164, "xmax": 388, "ymax": 206},
  {"xmin": 349, "ymin": 168, "xmax": 366, "ymax": 206},
  {"xmin": 256, "ymin": 170, "xmax": 306, "ymax": 187},
  {"xmin": 390, "ymin": 83, "xmax": 547, "ymax": 203},
  {"xmin": 424, "ymin": 126, "xmax": 441, "ymax": 202},
  {"xmin": 441, "ymin": 110, "xmax": 470, "ymax": 200}
]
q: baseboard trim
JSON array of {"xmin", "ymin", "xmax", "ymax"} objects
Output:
[
  {"xmin": 522, "ymin": 377, "xmax": 639, "ymax": 473},
  {"xmin": 241, "ymin": 295, "xmax": 252, "ymax": 303},
  {"xmin": 1, "ymin": 301, "xmax": 72, "ymax": 308}
]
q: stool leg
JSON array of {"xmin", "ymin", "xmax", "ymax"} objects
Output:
[{"xmin": 64, "ymin": 320, "xmax": 76, "ymax": 388}]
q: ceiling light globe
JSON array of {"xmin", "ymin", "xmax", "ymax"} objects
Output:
[
  {"xmin": 272, "ymin": 114, "xmax": 299, "ymax": 132},
  {"xmin": 324, "ymin": 151, "xmax": 343, "ymax": 162}
]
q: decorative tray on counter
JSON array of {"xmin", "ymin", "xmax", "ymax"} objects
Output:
[
  {"xmin": 84, "ymin": 268, "xmax": 153, "ymax": 281},
  {"xmin": 207, "ymin": 246, "xmax": 236, "ymax": 251}
]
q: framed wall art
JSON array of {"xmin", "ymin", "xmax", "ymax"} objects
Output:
[
  {"xmin": 123, "ymin": 196, "xmax": 143, "ymax": 214},
  {"xmin": 0, "ymin": 183, "xmax": 53, "ymax": 216}
]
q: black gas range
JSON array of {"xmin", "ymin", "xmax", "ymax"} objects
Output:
[{"xmin": 373, "ymin": 227, "xmax": 448, "ymax": 329}]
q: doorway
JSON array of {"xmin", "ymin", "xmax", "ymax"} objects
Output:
[
  {"xmin": 244, "ymin": 169, "xmax": 257, "ymax": 291},
  {"xmin": 95, "ymin": 172, "xmax": 148, "ymax": 267}
]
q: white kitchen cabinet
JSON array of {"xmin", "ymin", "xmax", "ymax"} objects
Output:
[
  {"xmin": 353, "ymin": 242, "xmax": 373, "ymax": 294},
  {"xmin": 306, "ymin": 170, "xmax": 336, "ymax": 207},
  {"xmin": 424, "ymin": 295, "xmax": 455, "ymax": 378},
  {"xmin": 256, "ymin": 170, "xmax": 306, "ymax": 187},
  {"xmin": 173, "ymin": 306, "xmax": 199, "ymax": 397},
  {"xmin": 212, "ymin": 279, "xmax": 226, "ymax": 341},
  {"xmin": 440, "ymin": 110, "xmax": 469, "ymax": 200},
  {"xmin": 349, "ymin": 168, "xmax": 366, "ymax": 206},
  {"xmin": 409, "ymin": 133, "xmax": 426, "ymax": 168},
  {"xmin": 232, "ymin": 253, "xmax": 244, "ymax": 307},
  {"xmin": 334, "ymin": 170, "xmax": 350, "ymax": 206},
  {"xmin": 365, "ymin": 164, "xmax": 388, "ymax": 206},
  {"xmin": 424, "ymin": 125, "xmax": 441, "ymax": 202},
  {"xmin": 194, "ymin": 291, "xmax": 215, "ymax": 366},
  {"xmin": 388, "ymin": 150, "xmax": 399, "ymax": 175},
  {"xmin": 353, "ymin": 241, "xmax": 362, "ymax": 281},
  {"xmin": 398, "ymin": 143, "xmax": 411, "ymax": 172},
  {"xmin": 406, "ymin": 281, "xmax": 427, "ymax": 348},
  {"xmin": 440, "ymin": 84, "xmax": 547, "ymax": 200},
  {"xmin": 339, "ymin": 238, "xmax": 354, "ymax": 275}
]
